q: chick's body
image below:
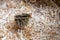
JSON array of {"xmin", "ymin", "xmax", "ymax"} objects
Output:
[{"xmin": 15, "ymin": 13, "xmax": 31, "ymax": 29}]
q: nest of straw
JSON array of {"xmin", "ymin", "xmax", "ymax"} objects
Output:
[{"xmin": 0, "ymin": 0, "xmax": 60, "ymax": 40}]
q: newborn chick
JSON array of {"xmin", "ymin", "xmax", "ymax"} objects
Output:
[{"xmin": 15, "ymin": 13, "xmax": 31, "ymax": 29}]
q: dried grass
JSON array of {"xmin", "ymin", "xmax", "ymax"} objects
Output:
[{"xmin": 0, "ymin": 0, "xmax": 60, "ymax": 40}]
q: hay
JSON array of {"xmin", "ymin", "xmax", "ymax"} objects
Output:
[{"xmin": 0, "ymin": 0, "xmax": 60, "ymax": 40}]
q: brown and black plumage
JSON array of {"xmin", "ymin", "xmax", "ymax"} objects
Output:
[{"xmin": 15, "ymin": 13, "xmax": 31, "ymax": 29}]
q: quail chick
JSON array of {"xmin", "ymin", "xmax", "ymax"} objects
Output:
[{"xmin": 15, "ymin": 13, "xmax": 31, "ymax": 29}]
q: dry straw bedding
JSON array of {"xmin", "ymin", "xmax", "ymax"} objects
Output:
[{"xmin": 0, "ymin": 0, "xmax": 60, "ymax": 40}]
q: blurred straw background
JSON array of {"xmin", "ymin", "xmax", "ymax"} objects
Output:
[{"xmin": 0, "ymin": 0, "xmax": 60, "ymax": 40}]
